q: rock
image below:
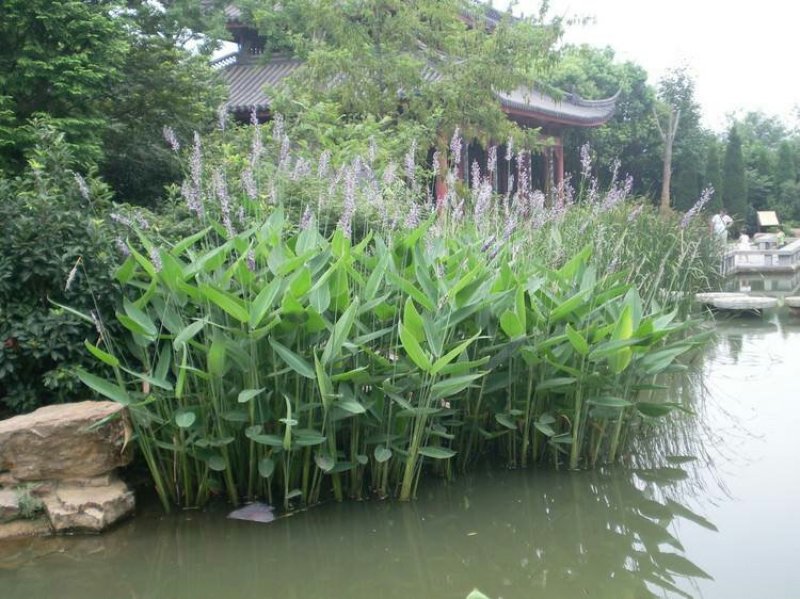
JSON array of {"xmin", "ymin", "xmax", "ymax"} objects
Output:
[
  {"xmin": 0, "ymin": 401, "xmax": 132, "ymax": 481},
  {"xmin": 712, "ymin": 296, "xmax": 778, "ymax": 310},
  {"xmin": 0, "ymin": 517, "xmax": 52, "ymax": 540},
  {"xmin": 784, "ymin": 296, "xmax": 800, "ymax": 308},
  {"xmin": 695, "ymin": 292, "xmax": 748, "ymax": 305},
  {"xmin": 0, "ymin": 489, "xmax": 19, "ymax": 522},
  {"xmin": 43, "ymin": 479, "xmax": 135, "ymax": 533}
]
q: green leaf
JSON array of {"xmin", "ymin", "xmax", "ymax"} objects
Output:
[
  {"xmin": 238, "ymin": 388, "xmax": 266, "ymax": 403},
  {"xmin": 199, "ymin": 284, "xmax": 249, "ymax": 323},
  {"xmin": 402, "ymin": 297, "xmax": 426, "ymax": 342},
  {"xmin": 75, "ymin": 369, "xmax": 130, "ymax": 405},
  {"xmin": 399, "ymin": 322, "xmax": 432, "ymax": 372},
  {"xmin": 337, "ymin": 399, "xmax": 366, "ymax": 414},
  {"xmin": 495, "ymin": 413, "xmax": 518, "ymax": 430},
  {"xmin": 315, "ymin": 453, "xmax": 335, "ymax": 472},
  {"xmin": 565, "ymin": 324, "xmax": 589, "ymax": 356},
  {"xmin": 637, "ymin": 402, "xmax": 677, "ymax": 418},
  {"xmin": 550, "ymin": 289, "xmax": 590, "ymax": 322},
  {"xmin": 207, "ymin": 455, "xmax": 227, "ymax": 471},
  {"xmin": 322, "ymin": 298, "xmax": 360, "ymax": 365},
  {"xmin": 431, "ymin": 333, "xmax": 480, "ymax": 375},
  {"xmin": 431, "ymin": 373, "xmax": 484, "ymax": 399},
  {"xmin": 249, "ymin": 278, "xmax": 282, "ymax": 329},
  {"xmin": 84, "ymin": 340, "xmax": 119, "ymax": 367},
  {"xmin": 417, "ymin": 446, "xmax": 456, "ymax": 459},
  {"xmin": 207, "ymin": 337, "xmax": 227, "ymax": 377},
  {"xmin": 535, "ymin": 377, "xmax": 576, "ymax": 392},
  {"xmin": 175, "ymin": 411, "xmax": 196, "ymax": 428},
  {"xmin": 269, "ymin": 339, "xmax": 315, "ymax": 379},
  {"xmin": 374, "ymin": 446, "xmax": 393, "ymax": 463},
  {"xmin": 587, "ymin": 396, "xmax": 632, "ymax": 408},
  {"xmin": 123, "ymin": 297, "xmax": 158, "ymax": 339},
  {"xmin": 258, "ymin": 457, "xmax": 276, "ymax": 478},
  {"xmin": 499, "ymin": 310, "xmax": 525, "ymax": 338},
  {"xmin": 173, "ymin": 318, "xmax": 206, "ymax": 349}
]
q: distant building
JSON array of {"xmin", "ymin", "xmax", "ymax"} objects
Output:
[{"xmin": 213, "ymin": 3, "xmax": 617, "ymax": 196}]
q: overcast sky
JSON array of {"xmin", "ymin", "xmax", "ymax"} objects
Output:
[{"xmin": 505, "ymin": 0, "xmax": 800, "ymax": 132}]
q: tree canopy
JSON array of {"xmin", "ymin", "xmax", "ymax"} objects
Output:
[{"xmin": 0, "ymin": 0, "xmax": 226, "ymax": 204}]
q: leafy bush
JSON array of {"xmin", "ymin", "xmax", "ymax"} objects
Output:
[{"xmin": 0, "ymin": 123, "xmax": 122, "ymax": 414}]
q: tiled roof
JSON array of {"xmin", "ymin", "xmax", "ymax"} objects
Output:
[
  {"xmin": 220, "ymin": 57, "xmax": 617, "ymax": 126},
  {"xmin": 220, "ymin": 58, "xmax": 303, "ymax": 113}
]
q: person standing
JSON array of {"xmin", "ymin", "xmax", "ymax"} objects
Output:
[{"xmin": 711, "ymin": 209, "xmax": 733, "ymax": 244}]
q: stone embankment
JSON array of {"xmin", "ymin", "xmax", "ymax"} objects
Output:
[{"xmin": 0, "ymin": 401, "xmax": 134, "ymax": 539}]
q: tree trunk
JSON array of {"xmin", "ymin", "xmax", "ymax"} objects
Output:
[{"xmin": 655, "ymin": 107, "xmax": 680, "ymax": 214}]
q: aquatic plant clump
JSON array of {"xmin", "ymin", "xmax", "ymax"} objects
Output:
[{"xmin": 78, "ymin": 127, "xmax": 716, "ymax": 510}]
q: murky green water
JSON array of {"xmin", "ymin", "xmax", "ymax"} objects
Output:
[{"xmin": 2, "ymin": 303, "xmax": 800, "ymax": 598}]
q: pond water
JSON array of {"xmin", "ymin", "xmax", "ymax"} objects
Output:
[{"xmin": 2, "ymin": 304, "xmax": 800, "ymax": 598}]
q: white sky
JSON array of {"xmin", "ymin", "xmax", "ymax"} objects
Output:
[{"xmin": 506, "ymin": 0, "xmax": 800, "ymax": 132}]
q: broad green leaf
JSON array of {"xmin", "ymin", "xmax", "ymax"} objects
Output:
[
  {"xmin": 402, "ymin": 297, "xmax": 426, "ymax": 342},
  {"xmin": 535, "ymin": 377, "xmax": 576, "ymax": 392},
  {"xmin": 123, "ymin": 297, "xmax": 158, "ymax": 339},
  {"xmin": 171, "ymin": 227, "xmax": 212, "ymax": 256},
  {"xmin": 431, "ymin": 332, "xmax": 480, "ymax": 375},
  {"xmin": 587, "ymin": 396, "xmax": 632, "ymax": 408},
  {"xmin": 399, "ymin": 323, "xmax": 432, "ymax": 372},
  {"xmin": 207, "ymin": 338, "xmax": 227, "ymax": 377},
  {"xmin": 173, "ymin": 319, "xmax": 206, "ymax": 349},
  {"xmin": 374, "ymin": 446, "xmax": 393, "ymax": 463},
  {"xmin": 199, "ymin": 284, "xmax": 249, "ymax": 323},
  {"xmin": 322, "ymin": 298, "xmax": 360, "ymax": 365},
  {"xmin": 637, "ymin": 402, "xmax": 677, "ymax": 418},
  {"xmin": 249, "ymin": 278, "xmax": 282, "ymax": 329},
  {"xmin": 565, "ymin": 324, "xmax": 589, "ymax": 356},
  {"xmin": 120, "ymin": 367, "xmax": 174, "ymax": 391},
  {"xmin": 315, "ymin": 453, "xmax": 335, "ymax": 472},
  {"xmin": 500, "ymin": 310, "xmax": 525, "ymax": 338},
  {"xmin": 84, "ymin": 340, "xmax": 119, "ymax": 367},
  {"xmin": 269, "ymin": 339, "xmax": 315, "ymax": 379},
  {"xmin": 207, "ymin": 455, "xmax": 227, "ymax": 471},
  {"xmin": 238, "ymin": 388, "xmax": 266, "ymax": 403},
  {"xmin": 175, "ymin": 411, "xmax": 196, "ymax": 428},
  {"xmin": 76, "ymin": 369, "xmax": 130, "ymax": 405},
  {"xmin": 258, "ymin": 457, "xmax": 276, "ymax": 478},
  {"xmin": 337, "ymin": 399, "xmax": 367, "ymax": 414},
  {"xmin": 388, "ymin": 271, "xmax": 435, "ymax": 311},
  {"xmin": 431, "ymin": 373, "xmax": 484, "ymax": 399},
  {"xmin": 550, "ymin": 289, "xmax": 590, "ymax": 322},
  {"xmin": 417, "ymin": 446, "xmax": 456, "ymax": 459},
  {"xmin": 495, "ymin": 413, "xmax": 518, "ymax": 430}
]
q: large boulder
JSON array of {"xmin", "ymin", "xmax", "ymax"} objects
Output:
[{"xmin": 0, "ymin": 401, "xmax": 132, "ymax": 481}]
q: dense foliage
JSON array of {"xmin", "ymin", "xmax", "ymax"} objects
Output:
[
  {"xmin": 76, "ymin": 126, "xmax": 717, "ymax": 510},
  {"xmin": 0, "ymin": 123, "xmax": 120, "ymax": 413},
  {"xmin": 0, "ymin": 0, "xmax": 225, "ymax": 205}
]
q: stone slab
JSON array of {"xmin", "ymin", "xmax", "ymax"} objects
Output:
[
  {"xmin": 0, "ymin": 401, "xmax": 132, "ymax": 481},
  {"xmin": 0, "ymin": 489, "xmax": 19, "ymax": 522},
  {"xmin": 784, "ymin": 296, "xmax": 800, "ymax": 308},
  {"xmin": 0, "ymin": 517, "xmax": 51, "ymax": 540},
  {"xmin": 712, "ymin": 296, "xmax": 778, "ymax": 310},
  {"xmin": 43, "ymin": 479, "xmax": 135, "ymax": 533}
]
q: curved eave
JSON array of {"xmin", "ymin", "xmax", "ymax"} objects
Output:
[{"xmin": 498, "ymin": 89, "xmax": 620, "ymax": 128}]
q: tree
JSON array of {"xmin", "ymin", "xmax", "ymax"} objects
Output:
[
  {"xmin": 543, "ymin": 45, "xmax": 662, "ymax": 196},
  {"xmin": 705, "ymin": 141, "xmax": 723, "ymax": 212},
  {"xmin": 723, "ymin": 124, "xmax": 748, "ymax": 222},
  {"xmin": 240, "ymin": 0, "xmax": 563, "ymax": 153},
  {"xmin": 0, "ymin": 0, "xmax": 128, "ymax": 170},
  {"xmin": 0, "ymin": 0, "xmax": 226, "ymax": 204},
  {"xmin": 654, "ymin": 104, "xmax": 680, "ymax": 213},
  {"xmin": 656, "ymin": 67, "xmax": 705, "ymax": 212}
]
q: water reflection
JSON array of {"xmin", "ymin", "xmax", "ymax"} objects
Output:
[
  {"xmin": 1, "ymin": 464, "xmax": 716, "ymax": 599},
  {"xmin": 7, "ymin": 312, "xmax": 800, "ymax": 599}
]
